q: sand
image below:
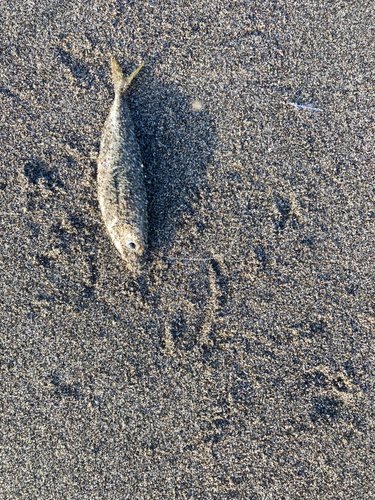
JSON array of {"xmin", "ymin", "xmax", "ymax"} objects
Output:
[{"xmin": 0, "ymin": 1, "xmax": 374, "ymax": 498}]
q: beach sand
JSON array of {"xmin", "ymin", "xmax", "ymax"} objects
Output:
[{"xmin": 0, "ymin": 1, "xmax": 374, "ymax": 498}]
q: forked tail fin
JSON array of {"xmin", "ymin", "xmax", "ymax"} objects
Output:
[{"xmin": 110, "ymin": 56, "xmax": 145, "ymax": 94}]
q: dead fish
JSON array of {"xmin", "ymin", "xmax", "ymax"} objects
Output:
[{"xmin": 97, "ymin": 57, "xmax": 147, "ymax": 270}]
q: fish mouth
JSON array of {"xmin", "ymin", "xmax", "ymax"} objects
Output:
[
  {"xmin": 113, "ymin": 239, "xmax": 145, "ymax": 268},
  {"xmin": 109, "ymin": 223, "xmax": 146, "ymax": 267},
  {"xmin": 123, "ymin": 251, "xmax": 144, "ymax": 273}
]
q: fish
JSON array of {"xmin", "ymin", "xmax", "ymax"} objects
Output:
[
  {"xmin": 97, "ymin": 57, "xmax": 147, "ymax": 270},
  {"xmin": 287, "ymin": 102, "xmax": 323, "ymax": 112}
]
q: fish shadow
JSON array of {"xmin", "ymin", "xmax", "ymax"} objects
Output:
[{"xmin": 129, "ymin": 78, "xmax": 218, "ymax": 258}]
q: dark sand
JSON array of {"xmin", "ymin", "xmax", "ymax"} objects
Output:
[{"xmin": 0, "ymin": 1, "xmax": 374, "ymax": 498}]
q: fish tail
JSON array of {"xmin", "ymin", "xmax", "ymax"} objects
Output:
[{"xmin": 110, "ymin": 56, "xmax": 145, "ymax": 94}]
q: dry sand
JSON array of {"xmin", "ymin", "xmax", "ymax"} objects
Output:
[{"xmin": 0, "ymin": 1, "xmax": 374, "ymax": 498}]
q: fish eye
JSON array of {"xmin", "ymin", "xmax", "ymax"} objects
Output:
[{"xmin": 127, "ymin": 241, "xmax": 136, "ymax": 250}]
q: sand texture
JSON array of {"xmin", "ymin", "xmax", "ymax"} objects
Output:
[{"xmin": 0, "ymin": 1, "xmax": 374, "ymax": 498}]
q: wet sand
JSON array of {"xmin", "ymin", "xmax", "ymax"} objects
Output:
[{"xmin": 0, "ymin": 1, "xmax": 374, "ymax": 498}]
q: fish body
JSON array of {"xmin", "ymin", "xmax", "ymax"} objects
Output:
[{"xmin": 97, "ymin": 57, "xmax": 147, "ymax": 270}]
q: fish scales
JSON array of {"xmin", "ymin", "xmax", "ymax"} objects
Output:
[{"xmin": 97, "ymin": 57, "xmax": 147, "ymax": 270}]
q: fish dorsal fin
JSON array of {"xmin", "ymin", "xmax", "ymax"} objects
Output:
[{"xmin": 110, "ymin": 56, "xmax": 145, "ymax": 94}]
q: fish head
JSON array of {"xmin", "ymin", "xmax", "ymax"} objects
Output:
[{"xmin": 111, "ymin": 223, "xmax": 146, "ymax": 269}]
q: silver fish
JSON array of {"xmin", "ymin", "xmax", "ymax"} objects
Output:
[{"xmin": 97, "ymin": 57, "xmax": 147, "ymax": 270}]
